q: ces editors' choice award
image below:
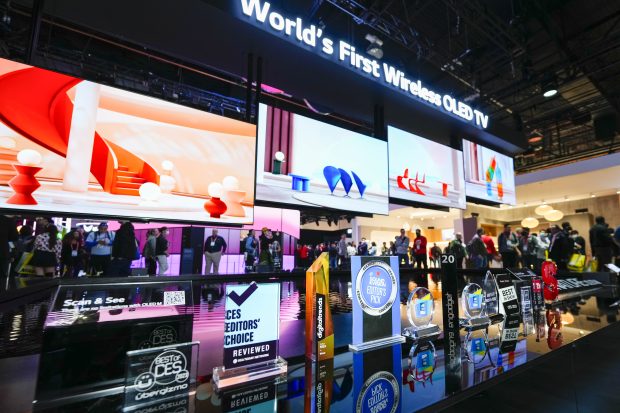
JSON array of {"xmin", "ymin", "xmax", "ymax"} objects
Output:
[{"xmin": 212, "ymin": 282, "xmax": 287, "ymax": 390}]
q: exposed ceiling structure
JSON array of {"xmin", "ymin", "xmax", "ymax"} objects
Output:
[
  {"xmin": 1, "ymin": 0, "xmax": 619, "ymax": 174},
  {"xmin": 304, "ymin": 0, "xmax": 620, "ymax": 172}
]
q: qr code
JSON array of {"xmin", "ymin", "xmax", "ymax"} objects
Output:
[{"xmin": 163, "ymin": 290, "xmax": 186, "ymax": 306}]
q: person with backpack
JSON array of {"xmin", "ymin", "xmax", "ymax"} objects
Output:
[
  {"xmin": 110, "ymin": 221, "xmax": 138, "ymax": 276},
  {"xmin": 467, "ymin": 229, "xmax": 488, "ymax": 269},
  {"xmin": 445, "ymin": 232, "xmax": 467, "ymax": 269},
  {"xmin": 498, "ymin": 224, "xmax": 519, "ymax": 268},
  {"xmin": 85, "ymin": 222, "xmax": 115, "ymax": 276},
  {"xmin": 243, "ymin": 229, "xmax": 258, "ymax": 272},
  {"xmin": 142, "ymin": 228, "xmax": 159, "ymax": 276}
]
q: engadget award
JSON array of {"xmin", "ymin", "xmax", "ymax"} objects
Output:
[
  {"xmin": 403, "ymin": 287, "xmax": 441, "ymax": 339},
  {"xmin": 460, "ymin": 283, "xmax": 490, "ymax": 329}
]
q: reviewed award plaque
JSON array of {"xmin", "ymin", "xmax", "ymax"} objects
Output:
[
  {"xmin": 460, "ymin": 283, "xmax": 490, "ymax": 330},
  {"xmin": 403, "ymin": 287, "xmax": 441, "ymax": 339}
]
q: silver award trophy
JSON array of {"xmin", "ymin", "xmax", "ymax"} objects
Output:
[
  {"xmin": 460, "ymin": 283, "xmax": 490, "ymax": 330},
  {"xmin": 483, "ymin": 271, "xmax": 504, "ymax": 324},
  {"xmin": 403, "ymin": 287, "xmax": 441, "ymax": 340}
]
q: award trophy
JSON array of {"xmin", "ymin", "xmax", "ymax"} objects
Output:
[
  {"xmin": 483, "ymin": 272, "xmax": 504, "ymax": 324},
  {"xmin": 403, "ymin": 287, "xmax": 441, "ymax": 340},
  {"xmin": 406, "ymin": 340, "xmax": 436, "ymax": 386},
  {"xmin": 460, "ymin": 283, "xmax": 490, "ymax": 330},
  {"xmin": 464, "ymin": 333, "xmax": 492, "ymax": 365}
]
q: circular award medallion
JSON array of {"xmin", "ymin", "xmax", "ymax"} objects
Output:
[
  {"xmin": 462, "ymin": 283, "xmax": 486, "ymax": 320},
  {"xmin": 355, "ymin": 260, "xmax": 398, "ymax": 316},
  {"xmin": 355, "ymin": 371, "xmax": 399, "ymax": 413}
]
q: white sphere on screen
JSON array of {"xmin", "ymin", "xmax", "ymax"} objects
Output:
[
  {"xmin": 222, "ymin": 176, "xmax": 239, "ymax": 190},
  {"xmin": 0, "ymin": 137, "xmax": 16, "ymax": 149},
  {"xmin": 161, "ymin": 160, "xmax": 174, "ymax": 172},
  {"xmin": 139, "ymin": 182, "xmax": 162, "ymax": 202},
  {"xmin": 17, "ymin": 149, "xmax": 42, "ymax": 166},
  {"xmin": 208, "ymin": 182, "xmax": 223, "ymax": 198},
  {"xmin": 274, "ymin": 151, "xmax": 285, "ymax": 162},
  {"xmin": 159, "ymin": 175, "xmax": 176, "ymax": 193}
]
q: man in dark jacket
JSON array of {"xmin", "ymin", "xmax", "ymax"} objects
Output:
[
  {"xmin": 590, "ymin": 216, "xmax": 613, "ymax": 270},
  {"xmin": 0, "ymin": 215, "xmax": 18, "ymax": 281},
  {"xmin": 549, "ymin": 225, "xmax": 571, "ymax": 270},
  {"xmin": 204, "ymin": 228, "xmax": 227, "ymax": 275}
]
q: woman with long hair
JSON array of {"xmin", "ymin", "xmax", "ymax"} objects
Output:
[
  {"xmin": 110, "ymin": 221, "xmax": 138, "ymax": 276},
  {"xmin": 61, "ymin": 229, "xmax": 84, "ymax": 278},
  {"xmin": 31, "ymin": 224, "xmax": 62, "ymax": 277}
]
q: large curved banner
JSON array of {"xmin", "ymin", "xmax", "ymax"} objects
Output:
[{"xmin": 0, "ymin": 58, "xmax": 256, "ymax": 224}]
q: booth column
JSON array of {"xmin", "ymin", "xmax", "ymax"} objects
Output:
[{"xmin": 62, "ymin": 81, "xmax": 101, "ymax": 192}]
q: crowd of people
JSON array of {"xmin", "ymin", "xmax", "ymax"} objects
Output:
[{"xmin": 296, "ymin": 215, "xmax": 620, "ymax": 273}]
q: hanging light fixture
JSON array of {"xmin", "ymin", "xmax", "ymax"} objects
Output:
[
  {"xmin": 521, "ymin": 217, "xmax": 540, "ymax": 229},
  {"xmin": 535, "ymin": 203, "xmax": 553, "ymax": 216},
  {"xmin": 544, "ymin": 209, "xmax": 564, "ymax": 222}
]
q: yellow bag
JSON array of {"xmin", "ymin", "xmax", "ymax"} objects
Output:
[
  {"xmin": 585, "ymin": 257, "xmax": 598, "ymax": 272},
  {"xmin": 567, "ymin": 254, "xmax": 586, "ymax": 272},
  {"xmin": 16, "ymin": 252, "xmax": 36, "ymax": 275}
]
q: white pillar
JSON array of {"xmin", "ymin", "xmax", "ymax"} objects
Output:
[{"xmin": 63, "ymin": 81, "xmax": 101, "ymax": 192}]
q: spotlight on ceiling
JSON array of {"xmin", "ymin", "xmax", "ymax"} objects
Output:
[
  {"xmin": 542, "ymin": 76, "xmax": 558, "ymax": 98},
  {"xmin": 365, "ymin": 33, "xmax": 384, "ymax": 59},
  {"xmin": 528, "ymin": 129, "xmax": 544, "ymax": 144}
]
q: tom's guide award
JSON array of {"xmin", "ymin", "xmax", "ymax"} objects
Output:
[
  {"xmin": 403, "ymin": 287, "xmax": 441, "ymax": 340},
  {"xmin": 350, "ymin": 256, "xmax": 405, "ymax": 352},
  {"xmin": 460, "ymin": 283, "xmax": 490, "ymax": 330},
  {"xmin": 213, "ymin": 282, "xmax": 287, "ymax": 389}
]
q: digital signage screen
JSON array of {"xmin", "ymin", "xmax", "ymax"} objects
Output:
[
  {"xmin": 463, "ymin": 139, "xmax": 516, "ymax": 205},
  {"xmin": 388, "ymin": 126, "xmax": 466, "ymax": 209},
  {"xmin": 0, "ymin": 58, "xmax": 256, "ymax": 224},
  {"xmin": 256, "ymin": 103, "xmax": 389, "ymax": 215}
]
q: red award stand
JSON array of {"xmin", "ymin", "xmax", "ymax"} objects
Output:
[{"xmin": 6, "ymin": 164, "xmax": 42, "ymax": 205}]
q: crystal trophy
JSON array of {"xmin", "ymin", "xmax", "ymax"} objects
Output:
[
  {"xmin": 483, "ymin": 272, "xmax": 504, "ymax": 324},
  {"xmin": 406, "ymin": 340, "xmax": 436, "ymax": 385},
  {"xmin": 463, "ymin": 332, "xmax": 491, "ymax": 365},
  {"xmin": 403, "ymin": 287, "xmax": 441, "ymax": 339},
  {"xmin": 460, "ymin": 283, "xmax": 490, "ymax": 330}
]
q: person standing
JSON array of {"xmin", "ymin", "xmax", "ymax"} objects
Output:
[
  {"xmin": 271, "ymin": 232, "xmax": 282, "ymax": 271},
  {"xmin": 570, "ymin": 230, "xmax": 586, "ymax": 255},
  {"xmin": 328, "ymin": 242, "xmax": 338, "ymax": 269},
  {"xmin": 337, "ymin": 234, "xmax": 348, "ymax": 269},
  {"xmin": 395, "ymin": 229, "xmax": 410, "ymax": 267},
  {"xmin": 532, "ymin": 231, "xmax": 549, "ymax": 273},
  {"xmin": 204, "ymin": 229, "xmax": 227, "ymax": 275},
  {"xmin": 590, "ymin": 216, "xmax": 614, "ymax": 270},
  {"xmin": 155, "ymin": 226, "xmax": 170, "ymax": 275},
  {"xmin": 413, "ymin": 229, "xmax": 428, "ymax": 269},
  {"xmin": 429, "ymin": 243, "xmax": 442, "ymax": 267},
  {"xmin": 368, "ymin": 241, "xmax": 378, "ymax": 256},
  {"xmin": 299, "ymin": 242, "xmax": 309, "ymax": 268},
  {"xmin": 347, "ymin": 242, "xmax": 357, "ymax": 259},
  {"xmin": 31, "ymin": 224, "xmax": 61, "ymax": 277},
  {"xmin": 468, "ymin": 229, "xmax": 488, "ymax": 269},
  {"xmin": 86, "ymin": 222, "xmax": 115, "ymax": 276},
  {"xmin": 244, "ymin": 230, "xmax": 258, "ymax": 272},
  {"xmin": 482, "ymin": 231, "xmax": 497, "ymax": 266},
  {"xmin": 259, "ymin": 228, "xmax": 275, "ymax": 267},
  {"xmin": 548, "ymin": 225, "xmax": 571, "ymax": 270},
  {"xmin": 110, "ymin": 222, "xmax": 138, "ymax": 276},
  {"xmin": 447, "ymin": 233, "xmax": 467, "ymax": 269},
  {"xmin": 0, "ymin": 215, "xmax": 17, "ymax": 280},
  {"xmin": 380, "ymin": 242, "xmax": 389, "ymax": 256},
  {"xmin": 12, "ymin": 224, "xmax": 34, "ymax": 277},
  {"xmin": 142, "ymin": 228, "xmax": 159, "ymax": 276},
  {"xmin": 518, "ymin": 228, "xmax": 537, "ymax": 270},
  {"xmin": 498, "ymin": 224, "xmax": 518, "ymax": 268},
  {"xmin": 357, "ymin": 238, "xmax": 369, "ymax": 256},
  {"xmin": 61, "ymin": 229, "xmax": 84, "ymax": 277}
]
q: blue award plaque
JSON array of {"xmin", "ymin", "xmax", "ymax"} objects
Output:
[{"xmin": 350, "ymin": 256, "xmax": 405, "ymax": 352}]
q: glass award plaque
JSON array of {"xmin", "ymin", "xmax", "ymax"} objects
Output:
[
  {"xmin": 483, "ymin": 272, "xmax": 504, "ymax": 324},
  {"xmin": 403, "ymin": 287, "xmax": 441, "ymax": 340},
  {"xmin": 463, "ymin": 332, "xmax": 491, "ymax": 365},
  {"xmin": 406, "ymin": 341, "xmax": 436, "ymax": 385},
  {"xmin": 460, "ymin": 283, "xmax": 490, "ymax": 330}
]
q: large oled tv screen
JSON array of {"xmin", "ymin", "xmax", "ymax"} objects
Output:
[
  {"xmin": 256, "ymin": 103, "xmax": 389, "ymax": 215},
  {"xmin": 0, "ymin": 58, "xmax": 256, "ymax": 224},
  {"xmin": 463, "ymin": 139, "xmax": 516, "ymax": 205},
  {"xmin": 388, "ymin": 126, "xmax": 466, "ymax": 209}
]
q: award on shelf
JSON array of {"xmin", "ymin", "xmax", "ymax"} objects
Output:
[
  {"xmin": 406, "ymin": 340, "xmax": 436, "ymax": 387},
  {"xmin": 306, "ymin": 253, "xmax": 334, "ymax": 361},
  {"xmin": 403, "ymin": 287, "xmax": 441, "ymax": 340},
  {"xmin": 483, "ymin": 272, "xmax": 503, "ymax": 324},
  {"xmin": 460, "ymin": 283, "xmax": 490, "ymax": 330},
  {"xmin": 464, "ymin": 334, "xmax": 490, "ymax": 365}
]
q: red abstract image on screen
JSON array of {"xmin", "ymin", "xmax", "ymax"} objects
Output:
[{"xmin": 0, "ymin": 58, "xmax": 256, "ymax": 223}]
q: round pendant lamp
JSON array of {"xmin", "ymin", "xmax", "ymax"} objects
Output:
[
  {"xmin": 521, "ymin": 217, "xmax": 540, "ymax": 229},
  {"xmin": 535, "ymin": 204, "xmax": 553, "ymax": 216},
  {"xmin": 544, "ymin": 209, "xmax": 564, "ymax": 222}
]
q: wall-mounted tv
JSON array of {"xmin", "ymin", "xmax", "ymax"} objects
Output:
[
  {"xmin": 256, "ymin": 103, "xmax": 389, "ymax": 215},
  {"xmin": 463, "ymin": 139, "xmax": 516, "ymax": 205},
  {"xmin": 388, "ymin": 126, "xmax": 466, "ymax": 209},
  {"xmin": 0, "ymin": 58, "xmax": 256, "ymax": 224}
]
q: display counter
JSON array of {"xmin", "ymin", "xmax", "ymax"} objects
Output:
[{"xmin": 5, "ymin": 268, "xmax": 620, "ymax": 412}]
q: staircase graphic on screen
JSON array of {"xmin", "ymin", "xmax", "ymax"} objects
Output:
[{"xmin": 0, "ymin": 67, "xmax": 159, "ymax": 196}]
